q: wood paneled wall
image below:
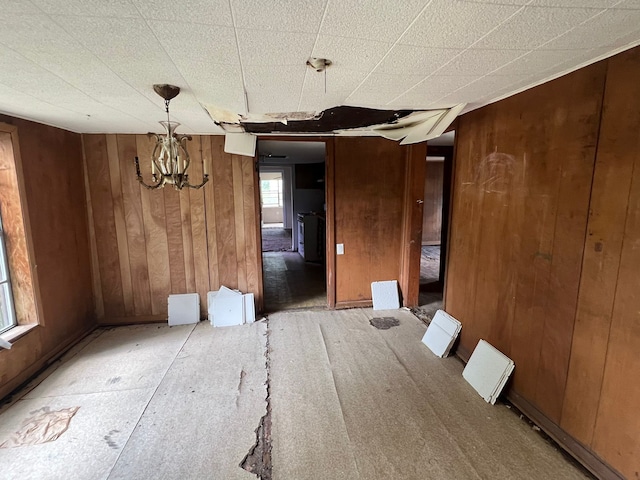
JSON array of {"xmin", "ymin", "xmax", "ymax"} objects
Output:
[
  {"xmin": 0, "ymin": 116, "xmax": 94, "ymax": 401},
  {"xmin": 333, "ymin": 137, "xmax": 425, "ymax": 306},
  {"xmin": 83, "ymin": 134, "xmax": 261, "ymax": 323},
  {"xmin": 421, "ymin": 161, "xmax": 443, "ymax": 245},
  {"xmin": 446, "ymin": 47, "xmax": 640, "ymax": 479}
]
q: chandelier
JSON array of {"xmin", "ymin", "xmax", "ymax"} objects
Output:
[{"xmin": 134, "ymin": 84, "xmax": 209, "ymax": 190}]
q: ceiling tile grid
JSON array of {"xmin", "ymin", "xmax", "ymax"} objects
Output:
[{"xmin": 0, "ymin": 0, "xmax": 639, "ymax": 133}]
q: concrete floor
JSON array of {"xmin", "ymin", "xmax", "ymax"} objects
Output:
[{"xmin": 0, "ymin": 309, "xmax": 591, "ymax": 480}]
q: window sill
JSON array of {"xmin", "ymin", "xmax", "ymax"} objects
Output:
[{"xmin": 0, "ymin": 324, "xmax": 38, "ymax": 347}]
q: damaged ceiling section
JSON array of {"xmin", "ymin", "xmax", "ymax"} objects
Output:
[{"xmin": 203, "ymin": 104, "xmax": 465, "ymax": 146}]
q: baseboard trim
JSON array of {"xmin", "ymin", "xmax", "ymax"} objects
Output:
[
  {"xmin": 1, "ymin": 323, "xmax": 95, "ymax": 403},
  {"xmin": 98, "ymin": 314, "xmax": 168, "ymax": 326},
  {"xmin": 334, "ymin": 300, "xmax": 372, "ymax": 309},
  {"xmin": 507, "ymin": 390, "xmax": 624, "ymax": 480},
  {"xmin": 454, "ymin": 346, "xmax": 624, "ymax": 480}
]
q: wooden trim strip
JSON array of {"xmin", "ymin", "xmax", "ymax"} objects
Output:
[{"xmin": 97, "ymin": 314, "xmax": 168, "ymax": 326}]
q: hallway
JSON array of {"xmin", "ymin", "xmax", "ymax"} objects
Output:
[{"xmin": 262, "ymin": 252, "xmax": 326, "ymax": 312}]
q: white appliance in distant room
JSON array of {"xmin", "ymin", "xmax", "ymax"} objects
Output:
[{"xmin": 297, "ymin": 213, "xmax": 325, "ymax": 262}]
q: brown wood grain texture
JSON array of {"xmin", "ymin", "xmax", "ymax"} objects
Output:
[
  {"xmin": 82, "ymin": 136, "xmax": 104, "ymax": 319},
  {"xmin": 588, "ymin": 48, "xmax": 640, "ymax": 479},
  {"xmin": 232, "ymin": 155, "xmax": 248, "ymax": 293},
  {"xmin": 447, "ymin": 64, "xmax": 605, "ymax": 423},
  {"xmin": 163, "ymin": 185, "xmax": 187, "ymax": 294},
  {"xmin": 0, "ymin": 116, "xmax": 94, "ymax": 402},
  {"xmin": 136, "ymin": 134, "xmax": 171, "ymax": 315},
  {"xmin": 562, "ymin": 49, "xmax": 639, "ymax": 447},
  {"xmin": 532, "ymin": 66, "xmax": 605, "ymax": 422},
  {"xmin": 241, "ymin": 156, "xmax": 260, "ymax": 305},
  {"xmin": 106, "ymin": 135, "xmax": 134, "ymax": 316},
  {"xmin": 116, "ymin": 135, "xmax": 152, "ymax": 316},
  {"xmin": 83, "ymin": 134, "xmax": 125, "ymax": 318},
  {"xmin": 444, "ymin": 110, "xmax": 486, "ymax": 354},
  {"xmin": 400, "ymin": 143, "xmax": 427, "ymax": 307},
  {"xmin": 0, "ymin": 131, "xmax": 37, "ymax": 326},
  {"xmin": 334, "ymin": 137, "xmax": 406, "ymax": 303},
  {"xmin": 325, "ymin": 139, "xmax": 336, "ymax": 308},
  {"xmin": 212, "ymin": 137, "xmax": 238, "ymax": 289},
  {"xmin": 188, "ymin": 137, "xmax": 210, "ymax": 317},
  {"xmin": 421, "ymin": 161, "xmax": 444, "ymax": 245},
  {"xmin": 203, "ymin": 137, "xmax": 220, "ymax": 291}
]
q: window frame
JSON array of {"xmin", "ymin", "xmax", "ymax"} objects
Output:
[{"xmin": 0, "ymin": 207, "xmax": 17, "ymax": 334}]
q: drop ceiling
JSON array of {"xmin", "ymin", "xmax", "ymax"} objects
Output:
[{"xmin": 0, "ymin": 0, "xmax": 639, "ymax": 134}]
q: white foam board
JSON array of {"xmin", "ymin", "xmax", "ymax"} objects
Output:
[
  {"xmin": 243, "ymin": 293, "xmax": 256, "ymax": 324},
  {"xmin": 371, "ymin": 280, "xmax": 400, "ymax": 310},
  {"xmin": 463, "ymin": 339, "xmax": 515, "ymax": 404},
  {"xmin": 209, "ymin": 290, "xmax": 219, "ymax": 324},
  {"xmin": 212, "ymin": 287, "xmax": 244, "ymax": 327},
  {"xmin": 421, "ymin": 309, "xmax": 462, "ymax": 358},
  {"xmin": 168, "ymin": 293, "xmax": 200, "ymax": 326}
]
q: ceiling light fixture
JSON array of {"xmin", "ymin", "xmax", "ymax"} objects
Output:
[{"xmin": 134, "ymin": 84, "xmax": 209, "ymax": 190}]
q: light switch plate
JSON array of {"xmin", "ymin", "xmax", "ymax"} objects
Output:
[{"xmin": 336, "ymin": 243, "xmax": 344, "ymax": 255}]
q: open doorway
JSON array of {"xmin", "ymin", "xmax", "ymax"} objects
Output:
[
  {"xmin": 416, "ymin": 131, "xmax": 454, "ymax": 319},
  {"xmin": 258, "ymin": 140, "xmax": 327, "ymax": 312}
]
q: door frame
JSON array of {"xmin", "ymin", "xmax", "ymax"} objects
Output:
[{"xmin": 254, "ymin": 136, "xmax": 336, "ymax": 311}]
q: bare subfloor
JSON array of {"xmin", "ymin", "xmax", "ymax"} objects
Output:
[
  {"xmin": 0, "ymin": 310, "xmax": 591, "ymax": 480},
  {"xmin": 262, "ymin": 251, "xmax": 326, "ymax": 311}
]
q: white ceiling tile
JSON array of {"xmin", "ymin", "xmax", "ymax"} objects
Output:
[
  {"xmin": 231, "ymin": 0, "xmax": 326, "ymax": 33},
  {"xmin": 541, "ymin": 9, "xmax": 640, "ymax": 50},
  {"xmin": 312, "ymin": 35, "xmax": 392, "ymax": 72},
  {"xmin": 297, "ymin": 67, "xmax": 368, "ymax": 111},
  {"xmin": 473, "ymin": 6, "xmax": 604, "ymax": 50},
  {"xmin": 320, "ymin": 0, "xmax": 429, "ymax": 43},
  {"xmin": 31, "ymin": 0, "xmax": 140, "ymax": 17},
  {"xmin": 375, "ymin": 45, "xmax": 463, "ymax": 76},
  {"xmin": 347, "ymin": 73, "xmax": 425, "ymax": 104},
  {"xmin": 53, "ymin": 15, "xmax": 185, "ymax": 95},
  {"xmin": 133, "ymin": 0, "xmax": 233, "ymax": 26},
  {"xmin": 490, "ymin": 49, "xmax": 581, "ymax": 76},
  {"xmin": 435, "ymin": 75, "xmax": 532, "ymax": 105},
  {"xmin": 148, "ymin": 21, "xmax": 239, "ymax": 65},
  {"xmin": 436, "ymin": 49, "xmax": 528, "ymax": 77},
  {"xmin": 237, "ymin": 29, "xmax": 315, "ymax": 66},
  {"xmin": 399, "ymin": 0, "xmax": 523, "ymax": 49},
  {"xmin": 244, "ymin": 65, "xmax": 306, "ymax": 113},
  {"xmin": 389, "ymin": 75, "xmax": 480, "ymax": 108}
]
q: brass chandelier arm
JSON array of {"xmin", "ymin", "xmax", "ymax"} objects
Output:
[
  {"xmin": 134, "ymin": 156, "xmax": 164, "ymax": 190},
  {"xmin": 185, "ymin": 174, "xmax": 210, "ymax": 189}
]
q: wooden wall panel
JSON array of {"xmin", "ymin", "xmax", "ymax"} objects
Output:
[
  {"xmin": 334, "ymin": 137, "xmax": 415, "ymax": 305},
  {"xmin": 0, "ymin": 116, "xmax": 94, "ymax": 401},
  {"xmin": 83, "ymin": 134, "xmax": 261, "ymax": 323},
  {"xmin": 567, "ymin": 48, "xmax": 640, "ymax": 479},
  {"xmin": 447, "ymin": 47, "xmax": 640, "ymax": 478},
  {"xmin": 83, "ymin": 134, "xmax": 126, "ymax": 318},
  {"xmin": 421, "ymin": 161, "xmax": 443, "ymax": 245},
  {"xmin": 447, "ymin": 63, "xmax": 605, "ymax": 418}
]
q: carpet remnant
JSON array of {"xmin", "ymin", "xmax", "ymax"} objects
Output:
[
  {"xmin": 240, "ymin": 318, "xmax": 272, "ymax": 480},
  {"xmin": 0, "ymin": 406, "xmax": 80, "ymax": 448},
  {"xmin": 369, "ymin": 317, "xmax": 400, "ymax": 330}
]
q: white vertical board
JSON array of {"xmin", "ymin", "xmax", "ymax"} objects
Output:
[
  {"xmin": 212, "ymin": 287, "xmax": 244, "ymax": 327},
  {"xmin": 421, "ymin": 310, "xmax": 462, "ymax": 358},
  {"xmin": 243, "ymin": 293, "xmax": 255, "ymax": 324},
  {"xmin": 371, "ymin": 280, "xmax": 400, "ymax": 310},
  {"xmin": 463, "ymin": 339, "xmax": 515, "ymax": 404},
  {"xmin": 168, "ymin": 293, "xmax": 200, "ymax": 326}
]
